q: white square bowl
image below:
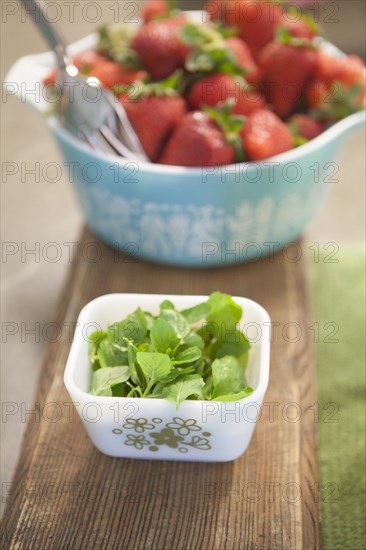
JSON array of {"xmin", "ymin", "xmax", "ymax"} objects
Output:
[{"xmin": 64, "ymin": 293, "xmax": 271, "ymax": 462}]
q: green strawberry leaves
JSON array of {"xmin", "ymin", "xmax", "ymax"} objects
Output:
[
  {"xmin": 309, "ymin": 82, "xmax": 365, "ymax": 121},
  {"xmin": 88, "ymin": 292, "xmax": 253, "ymax": 406},
  {"xmin": 98, "ymin": 24, "xmax": 141, "ymax": 66},
  {"xmin": 275, "ymin": 25, "xmax": 317, "ymax": 50},
  {"xmin": 203, "ymin": 100, "xmax": 246, "ymax": 162},
  {"xmin": 120, "ymin": 70, "xmax": 184, "ymax": 100},
  {"xmin": 181, "ymin": 22, "xmax": 245, "ymax": 76}
]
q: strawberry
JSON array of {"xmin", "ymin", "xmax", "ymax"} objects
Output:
[
  {"xmin": 315, "ymin": 50, "xmax": 365, "ymax": 88},
  {"xmin": 233, "ymin": 89, "xmax": 266, "ymax": 116},
  {"xmin": 258, "ymin": 34, "xmax": 317, "ymax": 118},
  {"xmin": 141, "ymin": 0, "xmax": 170, "ymax": 23},
  {"xmin": 333, "ymin": 55, "xmax": 366, "ymax": 90},
  {"xmin": 123, "ymin": 95, "xmax": 186, "ymax": 161},
  {"xmin": 241, "ymin": 109, "xmax": 294, "ymax": 160},
  {"xmin": 187, "ymin": 73, "xmax": 265, "ymax": 115},
  {"xmin": 279, "ymin": 10, "xmax": 318, "ymax": 40},
  {"xmin": 306, "ymin": 79, "xmax": 331, "ymax": 111},
  {"xmin": 44, "ymin": 68, "xmax": 59, "ymax": 87},
  {"xmin": 312, "ymin": 52, "xmax": 365, "ymax": 119},
  {"xmin": 72, "ymin": 50, "xmax": 107, "ymax": 74},
  {"xmin": 91, "ymin": 61, "xmax": 147, "ymax": 89},
  {"xmin": 306, "ymin": 78, "xmax": 365, "ymax": 121},
  {"xmin": 122, "ymin": 74, "xmax": 187, "ymax": 161},
  {"xmin": 225, "ymin": 37, "xmax": 262, "ymax": 85},
  {"xmin": 160, "ymin": 110, "xmax": 239, "ymax": 167},
  {"xmin": 210, "ymin": 0, "xmax": 283, "ymax": 58},
  {"xmin": 131, "ymin": 15, "xmax": 190, "ymax": 80},
  {"xmin": 187, "ymin": 73, "xmax": 241, "ymax": 109},
  {"xmin": 287, "ymin": 114, "xmax": 324, "ymax": 144}
]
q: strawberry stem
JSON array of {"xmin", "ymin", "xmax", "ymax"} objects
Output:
[
  {"xmin": 275, "ymin": 25, "xmax": 317, "ymax": 50},
  {"xmin": 203, "ymin": 99, "xmax": 246, "ymax": 162},
  {"xmin": 181, "ymin": 22, "xmax": 245, "ymax": 76}
]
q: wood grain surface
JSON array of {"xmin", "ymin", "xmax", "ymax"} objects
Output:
[{"xmin": 1, "ymin": 228, "xmax": 320, "ymax": 550}]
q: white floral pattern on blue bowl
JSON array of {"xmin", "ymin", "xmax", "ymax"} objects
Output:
[{"xmin": 64, "ymin": 293, "xmax": 271, "ymax": 462}]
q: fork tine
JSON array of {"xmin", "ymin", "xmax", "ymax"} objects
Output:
[
  {"xmin": 79, "ymin": 127, "xmax": 115, "ymax": 156},
  {"xmin": 99, "ymin": 125, "xmax": 145, "ymax": 161},
  {"xmin": 105, "ymin": 94, "xmax": 149, "ymax": 161}
]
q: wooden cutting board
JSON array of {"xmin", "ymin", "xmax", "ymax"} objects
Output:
[{"xmin": 1, "ymin": 228, "xmax": 320, "ymax": 549}]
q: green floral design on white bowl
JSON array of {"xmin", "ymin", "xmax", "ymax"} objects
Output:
[{"xmin": 112, "ymin": 417, "xmax": 212, "ymax": 453}]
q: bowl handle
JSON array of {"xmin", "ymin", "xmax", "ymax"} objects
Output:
[
  {"xmin": 332, "ymin": 110, "xmax": 366, "ymax": 140},
  {"xmin": 3, "ymin": 53, "xmax": 56, "ymax": 115}
]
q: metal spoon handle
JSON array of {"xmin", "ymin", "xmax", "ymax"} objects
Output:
[{"xmin": 20, "ymin": 0, "xmax": 67, "ymax": 69}]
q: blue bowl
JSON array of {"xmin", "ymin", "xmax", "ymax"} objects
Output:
[{"xmin": 48, "ymin": 111, "xmax": 365, "ymax": 267}]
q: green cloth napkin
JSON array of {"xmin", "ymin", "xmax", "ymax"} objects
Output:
[{"xmin": 308, "ymin": 245, "xmax": 366, "ymax": 550}]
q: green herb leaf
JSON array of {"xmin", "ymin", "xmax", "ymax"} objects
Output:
[
  {"xmin": 160, "ymin": 309, "xmax": 190, "ymax": 339},
  {"xmin": 136, "ymin": 351, "xmax": 172, "ymax": 395},
  {"xmin": 97, "ymin": 339, "xmax": 128, "ymax": 369},
  {"xmin": 160, "ymin": 299, "xmax": 175, "ymax": 311},
  {"xmin": 152, "ymin": 366, "xmax": 196, "ymax": 395},
  {"xmin": 88, "ymin": 330, "xmax": 107, "ymax": 371},
  {"xmin": 125, "ymin": 339, "xmax": 142, "ymax": 386},
  {"xmin": 90, "ymin": 366, "xmax": 130, "ymax": 396},
  {"xmin": 150, "ymin": 317, "xmax": 180, "ymax": 354},
  {"xmin": 213, "ymin": 388, "xmax": 253, "ymax": 402},
  {"xmin": 162, "ymin": 374, "xmax": 205, "ymax": 407},
  {"xmin": 210, "ymin": 329, "xmax": 250, "ymax": 360},
  {"xmin": 211, "ymin": 355, "xmax": 247, "ymax": 398},
  {"xmin": 108, "ymin": 307, "xmax": 148, "ymax": 345},
  {"xmin": 207, "ymin": 291, "xmax": 243, "ymax": 329},
  {"xmin": 181, "ymin": 302, "xmax": 211, "ymax": 323},
  {"xmin": 182, "ymin": 332, "xmax": 205, "ymax": 350},
  {"xmin": 172, "ymin": 346, "xmax": 202, "ymax": 365},
  {"xmin": 202, "ymin": 375, "xmax": 213, "ymax": 400}
]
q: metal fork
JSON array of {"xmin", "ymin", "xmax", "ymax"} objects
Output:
[{"xmin": 20, "ymin": 0, "xmax": 149, "ymax": 162}]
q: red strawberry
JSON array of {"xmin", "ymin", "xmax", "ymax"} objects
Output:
[
  {"xmin": 187, "ymin": 73, "xmax": 241, "ymax": 109},
  {"xmin": 213, "ymin": 0, "xmax": 283, "ymax": 58},
  {"xmin": 225, "ymin": 37, "xmax": 262, "ymax": 85},
  {"xmin": 306, "ymin": 79, "xmax": 332, "ymax": 111},
  {"xmin": 309, "ymin": 52, "xmax": 365, "ymax": 120},
  {"xmin": 141, "ymin": 0, "xmax": 170, "ymax": 23},
  {"xmin": 122, "ymin": 94, "xmax": 186, "ymax": 162},
  {"xmin": 279, "ymin": 12, "xmax": 317, "ymax": 40},
  {"xmin": 72, "ymin": 50, "xmax": 107, "ymax": 74},
  {"xmin": 287, "ymin": 114, "xmax": 324, "ymax": 142},
  {"xmin": 233, "ymin": 90, "xmax": 266, "ymax": 116},
  {"xmin": 258, "ymin": 39, "xmax": 317, "ymax": 117},
  {"xmin": 315, "ymin": 50, "xmax": 365, "ymax": 88},
  {"xmin": 241, "ymin": 109, "xmax": 294, "ymax": 160},
  {"xmin": 91, "ymin": 61, "xmax": 147, "ymax": 89},
  {"xmin": 187, "ymin": 73, "xmax": 266, "ymax": 115},
  {"xmin": 44, "ymin": 68, "xmax": 59, "ymax": 87},
  {"xmin": 131, "ymin": 15, "xmax": 190, "ymax": 80},
  {"xmin": 306, "ymin": 77, "xmax": 364, "ymax": 121},
  {"xmin": 159, "ymin": 111, "xmax": 236, "ymax": 167},
  {"xmin": 334, "ymin": 55, "xmax": 366, "ymax": 89}
]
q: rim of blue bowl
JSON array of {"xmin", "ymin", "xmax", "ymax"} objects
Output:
[{"xmin": 48, "ymin": 109, "xmax": 365, "ymax": 176}]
